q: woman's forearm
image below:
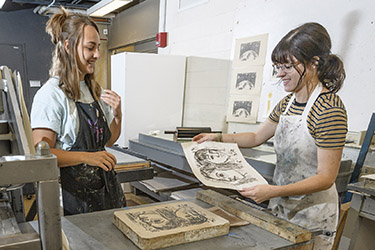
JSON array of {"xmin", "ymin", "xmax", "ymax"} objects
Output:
[
  {"xmin": 51, "ymin": 148, "xmax": 90, "ymax": 167},
  {"xmin": 272, "ymin": 174, "xmax": 336, "ymax": 198},
  {"xmin": 106, "ymin": 117, "xmax": 121, "ymax": 146}
]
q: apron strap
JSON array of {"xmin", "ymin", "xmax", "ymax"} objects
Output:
[
  {"xmin": 284, "ymin": 94, "xmax": 296, "ymax": 114},
  {"xmin": 283, "ymin": 83, "xmax": 323, "ymax": 117},
  {"xmin": 302, "ymin": 83, "xmax": 323, "ymax": 119}
]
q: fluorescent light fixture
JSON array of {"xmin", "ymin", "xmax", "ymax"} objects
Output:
[
  {"xmin": 0, "ymin": 0, "xmax": 6, "ymax": 9},
  {"xmin": 87, "ymin": 0, "xmax": 132, "ymax": 17}
]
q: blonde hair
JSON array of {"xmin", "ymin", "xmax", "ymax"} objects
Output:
[{"xmin": 46, "ymin": 7, "xmax": 101, "ymax": 101}]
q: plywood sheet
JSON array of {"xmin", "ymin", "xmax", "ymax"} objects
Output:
[
  {"xmin": 197, "ymin": 189, "xmax": 311, "ymax": 243},
  {"xmin": 207, "ymin": 206, "xmax": 249, "ymax": 227},
  {"xmin": 114, "ymin": 201, "xmax": 230, "ymax": 250},
  {"xmin": 139, "ymin": 177, "xmax": 191, "ymax": 192}
]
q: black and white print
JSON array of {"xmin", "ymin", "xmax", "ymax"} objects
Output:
[
  {"xmin": 230, "ymin": 66, "xmax": 263, "ymax": 95},
  {"xmin": 239, "ymin": 41, "xmax": 260, "ymax": 62},
  {"xmin": 227, "ymin": 95, "xmax": 259, "ymax": 123},
  {"xmin": 182, "ymin": 141, "xmax": 267, "ymax": 190},
  {"xmin": 233, "ymin": 34, "xmax": 268, "ymax": 67},
  {"xmin": 126, "ymin": 203, "xmax": 212, "ymax": 232}
]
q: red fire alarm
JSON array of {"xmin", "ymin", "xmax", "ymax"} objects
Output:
[{"xmin": 156, "ymin": 32, "xmax": 167, "ymax": 48}]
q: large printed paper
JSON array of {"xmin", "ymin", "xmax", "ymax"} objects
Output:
[{"xmin": 182, "ymin": 141, "xmax": 267, "ymax": 190}]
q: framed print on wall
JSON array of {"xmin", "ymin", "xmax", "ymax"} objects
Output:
[
  {"xmin": 226, "ymin": 95, "xmax": 260, "ymax": 124},
  {"xmin": 230, "ymin": 66, "xmax": 264, "ymax": 95},
  {"xmin": 232, "ymin": 33, "xmax": 268, "ymax": 67}
]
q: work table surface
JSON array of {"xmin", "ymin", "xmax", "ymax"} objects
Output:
[{"xmin": 60, "ymin": 199, "xmax": 311, "ymax": 250}]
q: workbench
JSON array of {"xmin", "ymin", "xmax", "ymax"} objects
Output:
[
  {"xmin": 41, "ymin": 199, "xmax": 313, "ymax": 250},
  {"xmin": 340, "ymin": 181, "xmax": 375, "ymax": 250},
  {"xmin": 128, "ymin": 133, "xmax": 353, "ymax": 202}
]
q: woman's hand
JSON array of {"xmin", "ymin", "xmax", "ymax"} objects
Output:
[
  {"xmin": 238, "ymin": 184, "xmax": 277, "ymax": 204},
  {"xmin": 84, "ymin": 151, "xmax": 117, "ymax": 171},
  {"xmin": 101, "ymin": 90, "xmax": 122, "ymax": 121},
  {"xmin": 192, "ymin": 133, "xmax": 220, "ymax": 143}
]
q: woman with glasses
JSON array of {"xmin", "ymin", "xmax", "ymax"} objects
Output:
[{"xmin": 193, "ymin": 22, "xmax": 347, "ymax": 249}]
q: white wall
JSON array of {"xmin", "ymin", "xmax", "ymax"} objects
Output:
[
  {"xmin": 159, "ymin": 0, "xmax": 375, "ymax": 132},
  {"xmin": 111, "ymin": 52, "xmax": 186, "ymax": 147},
  {"xmin": 183, "ymin": 56, "xmax": 231, "ymax": 131}
]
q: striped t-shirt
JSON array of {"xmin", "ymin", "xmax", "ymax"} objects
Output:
[{"xmin": 269, "ymin": 92, "xmax": 348, "ymax": 149}]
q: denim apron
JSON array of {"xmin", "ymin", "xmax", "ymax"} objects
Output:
[
  {"xmin": 269, "ymin": 83, "xmax": 338, "ymax": 249},
  {"xmin": 60, "ymin": 99, "xmax": 126, "ymax": 215}
]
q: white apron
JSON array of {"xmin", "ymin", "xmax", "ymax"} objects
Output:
[{"xmin": 269, "ymin": 83, "xmax": 339, "ymax": 250}]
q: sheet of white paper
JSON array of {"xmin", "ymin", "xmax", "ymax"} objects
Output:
[
  {"xmin": 362, "ymin": 174, "xmax": 375, "ymax": 180},
  {"xmin": 182, "ymin": 141, "xmax": 268, "ymax": 190}
]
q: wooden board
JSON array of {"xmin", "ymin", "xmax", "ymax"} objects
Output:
[
  {"xmin": 207, "ymin": 206, "xmax": 249, "ymax": 227},
  {"xmin": 113, "ymin": 201, "xmax": 230, "ymax": 250},
  {"xmin": 106, "ymin": 147, "xmax": 150, "ymax": 171},
  {"xmin": 196, "ymin": 190, "xmax": 311, "ymax": 243},
  {"xmin": 14, "ymin": 70, "xmax": 35, "ymax": 155},
  {"xmin": 114, "ymin": 161, "xmax": 150, "ymax": 171}
]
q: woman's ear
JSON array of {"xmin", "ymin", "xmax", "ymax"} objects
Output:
[
  {"xmin": 64, "ymin": 40, "xmax": 70, "ymax": 54},
  {"xmin": 312, "ymin": 56, "xmax": 320, "ymax": 67}
]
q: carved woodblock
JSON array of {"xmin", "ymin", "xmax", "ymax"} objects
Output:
[
  {"xmin": 113, "ymin": 201, "xmax": 230, "ymax": 250},
  {"xmin": 197, "ymin": 190, "xmax": 311, "ymax": 243}
]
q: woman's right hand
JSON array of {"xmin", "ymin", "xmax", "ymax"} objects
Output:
[
  {"xmin": 192, "ymin": 133, "xmax": 220, "ymax": 143},
  {"xmin": 84, "ymin": 151, "xmax": 117, "ymax": 171}
]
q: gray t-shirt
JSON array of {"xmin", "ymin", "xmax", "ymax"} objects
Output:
[{"xmin": 31, "ymin": 77, "xmax": 113, "ymax": 150}]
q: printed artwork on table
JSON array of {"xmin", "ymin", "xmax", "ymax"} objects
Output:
[
  {"xmin": 114, "ymin": 201, "xmax": 229, "ymax": 237},
  {"xmin": 230, "ymin": 66, "xmax": 263, "ymax": 95},
  {"xmin": 182, "ymin": 141, "xmax": 267, "ymax": 190},
  {"xmin": 126, "ymin": 202, "xmax": 212, "ymax": 232},
  {"xmin": 233, "ymin": 33, "xmax": 268, "ymax": 67},
  {"xmin": 226, "ymin": 95, "xmax": 260, "ymax": 123}
]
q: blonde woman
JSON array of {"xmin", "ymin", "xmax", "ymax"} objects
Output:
[{"xmin": 31, "ymin": 9, "xmax": 126, "ymax": 215}]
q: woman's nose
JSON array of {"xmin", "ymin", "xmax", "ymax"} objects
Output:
[
  {"xmin": 276, "ymin": 69, "xmax": 286, "ymax": 77},
  {"xmin": 94, "ymin": 48, "xmax": 100, "ymax": 59}
]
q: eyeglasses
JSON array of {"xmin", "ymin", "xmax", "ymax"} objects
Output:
[{"xmin": 272, "ymin": 62, "xmax": 300, "ymax": 73}]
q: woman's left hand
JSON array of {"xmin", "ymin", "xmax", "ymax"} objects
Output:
[
  {"xmin": 101, "ymin": 90, "xmax": 122, "ymax": 120},
  {"xmin": 238, "ymin": 184, "xmax": 277, "ymax": 204}
]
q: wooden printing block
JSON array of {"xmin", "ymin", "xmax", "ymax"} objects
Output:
[
  {"xmin": 197, "ymin": 189, "xmax": 312, "ymax": 243},
  {"xmin": 113, "ymin": 201, "xmax": 230, "ymax": 250}
]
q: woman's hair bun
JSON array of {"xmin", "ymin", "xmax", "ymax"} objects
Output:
[{"xmin": 45, "ymin": 8, "xmax": 69, "ymax": 44}]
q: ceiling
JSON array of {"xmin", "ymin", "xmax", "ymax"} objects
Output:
[
  {"xmin": 1, "ymin": 0, "xmax": 141, "ymax": 14},
  {"xmin": 2, "ymin": 0, "xmax": 98, "ymax": 11}
]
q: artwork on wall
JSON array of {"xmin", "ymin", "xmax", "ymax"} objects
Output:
[
  {"xmin": 226, "ymin": 95, "xmax": 260, "ymax": 123},
  {"xmin": 227, "ymin": 33, "xmax": 268, "ymax": 124},
  {"xmin": 182, "ymin": 141, "xmax": 267, "ymax": 190},
  {"xmin": 230, "ymin": 66, "xmax": 263, "ymax": 95},
  {"xmin": 232, "ymin": 33, "xmax": 268, "ymax": 67}
]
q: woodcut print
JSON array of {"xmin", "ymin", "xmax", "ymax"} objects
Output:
[
  {"xmin": 182, "ymin": 141, "xmax": 267, "ymax": 190},
  {"xmin": 114, "ymin": 201, "xmax": 230, "ymax": 250},
  {"xmin": 233, "ymin": 33, "xmax": 269, "ymax": 67},
  {"xmin": 126, "ymin": 202, "xmax": 211, "ymax": 232},
  {"xmin": 227, "ymin": 95, "xmax": 260, "ymax": 123},
  {"xmin": 230, "ymin": 66, "xmax": 263, "ymax": 95}
]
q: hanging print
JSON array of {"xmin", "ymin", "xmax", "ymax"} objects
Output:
[{"xmin": 182, "ymin": 141, "xmax": 267, "ymax": 190}]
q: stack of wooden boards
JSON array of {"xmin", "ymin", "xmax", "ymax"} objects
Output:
[
  {"xmin": 106, "ymin": 147, "xmax": 150, "ymax": 171},
  {"xmin": 113, "ymin": 190, "xmax": 313, "ymax": 249}
]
